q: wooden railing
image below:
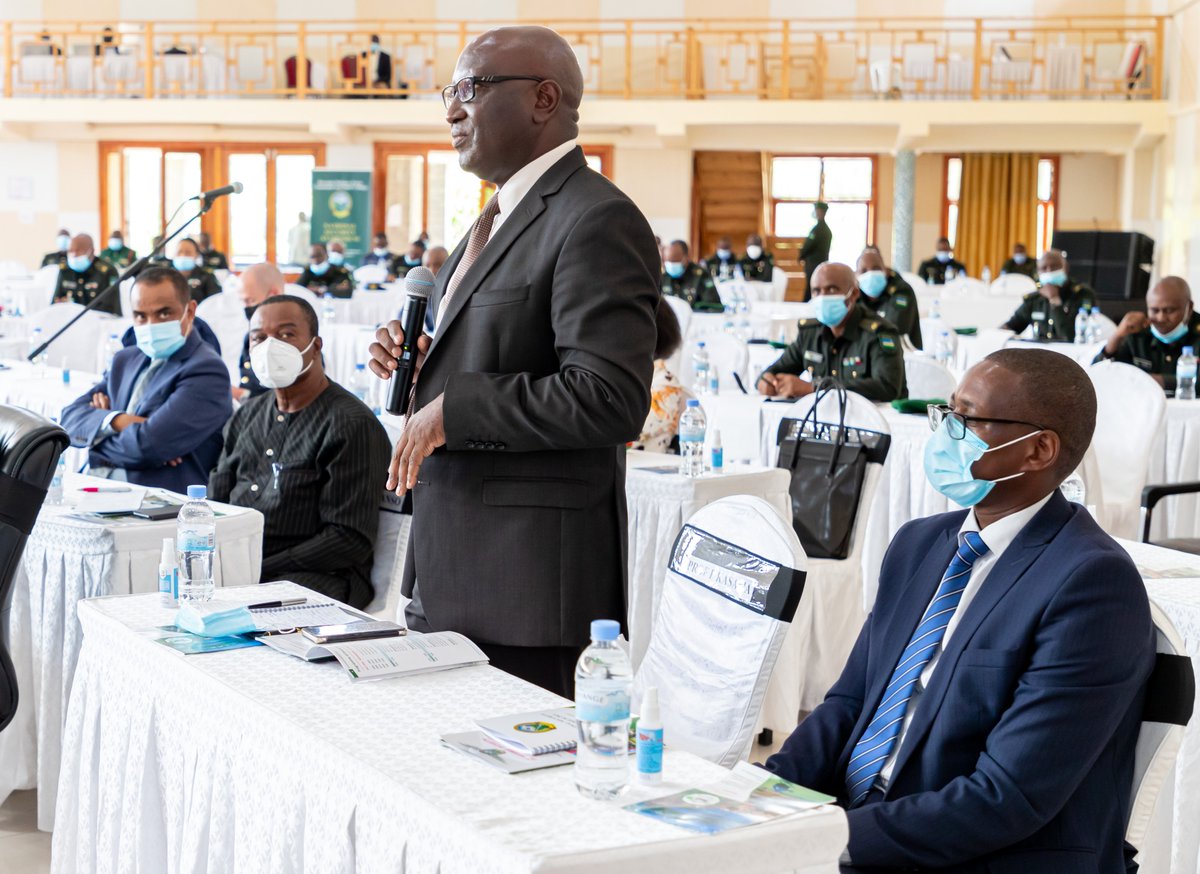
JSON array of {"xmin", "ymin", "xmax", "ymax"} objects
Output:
[{"xmin": 0, "ymin": 16, "xmax": 1165, "ymax": 101}]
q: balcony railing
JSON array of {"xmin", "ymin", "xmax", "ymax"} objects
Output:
[{"xmin": 0, "ymin": 16, "xmax": 1165, "ymax": 101}]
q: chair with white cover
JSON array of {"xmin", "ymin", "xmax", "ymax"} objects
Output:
[
  {"xmin": 283, "ymin": 284, "xmax": 319, "ymax": 308},
  {"xmin": 1084, "ymin": 361, "xmax": 1166, "ymax": 539},
  {"xmin": 662, "ymin": 295, "xmax": 693, "ymax": 379},
  {"xmin": 683, "ymin": 333, "xmax": 749, "ymax": 394},
  {"xmin": 195, "ymin": 292, "xmax": 249, "ymax": 382},
  {"xmin": 770, "ymin": 266, "xmax": 789, "ymax": 302},
  {"xmin": 634, "ymin": 495, "xmax": 807, "ymax": 766},
  {"xmin": 989, "ymin": 273, "xmax": 1036, "ymax": 297},
  {"xmin": 28, "ymin": 303, "xmax": 107, "ymax": 374},
  {"xmin": 1126, "ymin": 601, "xmax": 1194, "ymax": 866},
  {"xmin": 353, "ymin": 264, "xmax": 389, "ymax": 286},
  {"xmin": 904, "ymin": 354, "xmax": 957, "ymax": 399}
]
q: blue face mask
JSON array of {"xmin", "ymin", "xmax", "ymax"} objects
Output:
[
  {"xmin": 813, "ymin": 293, "xmax": 850, "ymax": 328},
  {"xmin": 1013, "ymin": 253, "xmax": 1027, "ymax": 265},
  {"xmin": 56, "ymin": 234, "xmax": 70, "ymax": 251},
  {"xmin": 936, "ymin": 251, "xmax": 952, "ymax": 264},
  {"xmin": 923, "ymin": 416, "xmax": 1041, "ymax": 507},
  {"xmin": 176, "ymin": 602, "xmax": 256, "ymax": 638},
  {"xmin": 172, "ymin": 255, "xmax": 196, "ymax": 273},
  {"xmin": 327, "ymin": 251, "xmax": 345, "ymax": 266},
  {"xmin": 310, "ymin": 260, "xmax": 330, "ymax": 276},
  {"xmin": 1039, "ymin": 269, "xmax": 1067, "ymax": 287},
  {"xmin": 1151, "ymin": 319, "xmax": 1190, "ymax": 345},
  {"xmin": 107, "ymin": 238, "xmax": 123, "ymax": 252},
  {"xmin": 404, "ymin": 255, "xmax": 421, "ymax": 267},
  {"xmin": 67, "ymin": 254, "xmax": 92, "ymax": 273},
  {"xmin": 858, "ymin": 270, "xmax": 887, "ymax": 299},
  {"xmin": 664, "ymin": 261, "xmax": 686, "ymax": 279},
  {"xmin": 133, "ymin": 319, "xmax": 186, "ymax": 360}
]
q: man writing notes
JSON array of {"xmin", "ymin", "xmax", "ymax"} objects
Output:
[
  {"xmin": 1001, "ymin": 248, "xmax": 1095, "ymax": 342},
  {"xmin": 1095, "ymin": 275, "xmax": 1199, "ymax": 391},
  {"xmin": 211, "ymin": 296, "xmax": 390, "ymax": 609},
  {"xmin": 368, "ymin": 26, "xmax": 658, "ymax": 696},
  {"xmin": 765, "ymin": 349, "xmax": 1154, "ymax": 873},
  {"xmin": 61, "ymin": 267, "xmax": 232, "ymax": 492}
]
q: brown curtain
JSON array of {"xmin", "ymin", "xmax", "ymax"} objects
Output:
[{"xmin": 956, "ymin": 153, "xmax": 1039, "ymax": 279}]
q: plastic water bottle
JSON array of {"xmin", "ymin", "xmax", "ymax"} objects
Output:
[
  {"xmin": 1073, "ymin": 307, "xmax": 1089, "ymax": 344},
  {"xmin": 574, "ymin": 619, "xmax": 633, "ymax": 800},
  {"xmin": 177, "ymin": 485, "xmax": 216, "ymax": 603},
  {"xmin": 981, "ymin": 266, "xmax": 992, "ymax": 285},
  {"xmin": 350, "ymin": 363, "xmax": 370, "ymax": 405},
  {"xmin": 29, "ymin": 327, "xmax": 46, "ymax": 373},
  {"xmin": 1086, "ymin": 307, "xmax": 1102, "ymax": 344},
  {"xmin": 46, "ymin": 454, "xmax": 65, "ymax": 506},
  {"xmin": 321, "ymin": 298, "xmax": 337, "ymax": 326},
  {"xmin": 1059, "ymin": 473, "xmax": 1087, "ymax": 504},
  {"xmin": 706, "ymin": 363, "xmax": 720, "ymax": 396},
  {"xmin": 1177, "ymin": 346, "xmax": 1197, "ymax": 400},
  {"xmin": 104, "ymin": 333, "xmax": 122, "ymax": 370},
  {"xmin": 935, "ymin": 329, "xmax": 953, "ymax": 368},
  {"xmin": 945, "ymin": 266, "xmax": 956, "ymax": 282},
  {"xmin": 930, "ymin": 298, "xmax": 943, "ymax": 321},
  {"xmin": 679, "ymin": 399, "xmax": 706, "ymax": 477},
  {"xmin": 692, "ymin": 341, "xmax": 710, "ymax": 390}
]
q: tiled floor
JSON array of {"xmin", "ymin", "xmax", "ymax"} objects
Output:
[{"xmin": 0, "ymin": 791, "xmax": 51, "ymax": 873}]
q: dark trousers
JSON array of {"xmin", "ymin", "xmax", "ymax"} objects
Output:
[{"xmin": 266, "ymin": 570, "xmax": 372, "ymax": 611}]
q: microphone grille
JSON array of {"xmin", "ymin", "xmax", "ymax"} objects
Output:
[
  {"xmin": 231, "ymin": 181, "xmax": 244, "ymax": 194},
  {"xmin": 404, "ymin": 266, "xmax": 436, "ymax": 299}
]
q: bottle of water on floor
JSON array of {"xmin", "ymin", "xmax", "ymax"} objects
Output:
[
  {"xmin": 575, "ymin": 619, "xmax": 632, "ymax": 800},
  {"xmin": 177, "ymin": 485, "xmax": 216, "ymax": 603},
  {"xmin": 679, "ymin": 399, "xmax": 706, "ymax": 477},
  {"xmin": 1178, "ymin": 347, "xmax": 1197, "ymax": 400}
]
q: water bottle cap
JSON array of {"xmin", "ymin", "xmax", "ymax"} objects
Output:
[
  {"xmin": 1186, "ymin": 347, "xmax": 1195, "ymax": 356},
  {"xmin": 355, "ymin": 362, "xmax": 365, "ymax": 370},
  {"xmin": 590, "ymin": 619, "xmax": 620, "ymax": 641},
  {"xmin": 686, "ymin": 399, "xmax": 700, "ymax": 407},
  {"xmin": 698, "ymin": 341, "xmax": 706, "ymax": 348},
  {"xmin": 186, "ymin": 485, "xmax": 207, "ymax": 499}
]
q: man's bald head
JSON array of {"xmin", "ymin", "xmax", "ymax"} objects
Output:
[
  {"xmin": 460, "ymin": 26, "xmax": 583, "ymax": 125},
  {"xmin": 856, "ymin": 249, "xmax": 885, "ymax": 273},
  {"xmin": 422, "ymin": 245, "xmax": 449, "ymax": 276},
  {"xmin": 1038, "ymin": 248, "xmax": 1067, "ymax": 273},
  {"xmin": 1147, "ymin": 275, "xmax": 1193, "ymax": 336},
  {"xmin": 810, "ymin": 261, "xmax": 858, "ymax": 295},
  {"xmin": 1151, "ymin": 275, "xmax": 1192, "ymax": 306},
  {"xmin": 240, "ymin": 262, "xmax": 285, "ymax": 308}
]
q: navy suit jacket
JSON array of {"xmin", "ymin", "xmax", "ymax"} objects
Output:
[
  {"xmin": 766, "ymin": 492, "xmax": 1155, "ymax": 874},
  {"xmin": 60, "ymin": 329, "xmax": 232, "ymax": 492}
]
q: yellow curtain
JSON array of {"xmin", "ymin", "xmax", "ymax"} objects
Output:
[{"xmin": 956, "ymin": 153, "xmax": 1039, "ymax": 279}]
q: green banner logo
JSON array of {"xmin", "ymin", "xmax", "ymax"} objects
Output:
[{"xmin": 311, "ymin": 170, "xmax": 372, "ymax": 267}]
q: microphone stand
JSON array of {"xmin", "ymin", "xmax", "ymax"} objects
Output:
[{"xmin": 26, "ymin": 194, "xmax": 217, "ymax": 364}]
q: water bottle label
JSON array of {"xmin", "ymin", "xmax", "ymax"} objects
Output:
[
  {"xmin": 680, "ymin": 429, "xmax": 705, "ymax": 443},
  {"xmin": 577, "ymin": 682, "xmax": 630, "ymax": 722},
  {"xmin": 178, "ymin": 531, "xmax": 214, "ymax": 552}
]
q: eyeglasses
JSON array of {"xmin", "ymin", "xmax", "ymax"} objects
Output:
[
  {"xmin": 442, "ymin": 75, "xmax": 546, "ymax": 109},
  {"xmin": 927, "ymin": 403, "xmax": 1049, "ymax": 440}
]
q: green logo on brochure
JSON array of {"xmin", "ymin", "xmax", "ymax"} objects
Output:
[{"xmin": 514, "ymin": 721, "xmax": 555, "ymax": 733}]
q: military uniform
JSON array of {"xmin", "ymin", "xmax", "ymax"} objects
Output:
[
  {"xmin": 798, "ymin": 220, "xmax": 832, "ymax": 289},
  {"xmin": 738, "ymin": 252, "xmax": 775, "ymax": 283},
  {"xmin": 53, "ymin": 259, "xmax": 120, "ymax": 316},
  {"xmin": 762, "ymin": 304, "xmax": 907, "ymax": 401},
  {"xmin": 1094, "ymin": 324, "xmax": 1200, "ymax": 393},
  {"xmin": 702, "ymin": 252, "xmax": 740, "ymax": 282},
  {"xmin": 662, "ymin": 262, "xmax": 722, "ymax": 311},
  {"xmin": 296, "ymin": 264, "xmax": 355, "ymax": 298},
  {"xmin": 1000, "ymin": 257, "xmax": 1037, "ymax": 279},
  {"xmin": 916, "ymin": 257, "xmax": 968, "ymax": 285},
  {"xmin": 201, "ymin": 248, "xmax": 229, "ymax": 271},
  {"xmin": 1001, "ymin": 280, "xmax": 1096, "ymax": 341},
  {"xmin": 99, "ymin": 244, "xmax": 137, "ymax": 271},
  {"xmin": 861, "ymin": 270, "xmax": 922, "ymax": 350},
  {"xmin": 40, "ymin": 250, "xmax": 66, "ymax": 269},
  {"xmin": 362, "ymin": 250, "xmax": 397, "ymax": 276},
  {"xmin": 237, "ymin": 333, "xmax": 269, "ymax": 398},
  {"xmin": 180, "ymin": 267, "xmax": 221, "ymax": 304},
  {"xmin": 393, "ymin": 258, "xmax": 423, "ymax": 279}
]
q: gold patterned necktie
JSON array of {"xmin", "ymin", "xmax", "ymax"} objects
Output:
[{"xmin": 438, "ymin": 195, "xmax": 500, "ymax": 321}]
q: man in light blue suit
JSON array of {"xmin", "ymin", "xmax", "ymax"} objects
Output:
[
  {"xmin": 767, "ymin": 348, "xmax": 1156, "ymax": 873},
  {"xmin": 61, "ymin": 267, "xmax": 232, "ymax": 494}
]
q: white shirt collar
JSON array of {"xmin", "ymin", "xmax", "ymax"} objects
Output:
[
  {"xmin": 959, "ymin": 491, "xmax": 1055, "ymax": 558},
  {"xmin": 494, "ymin": 139, "xmax": 578, "ymax": 225}
]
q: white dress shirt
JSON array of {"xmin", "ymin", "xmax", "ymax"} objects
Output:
[
  {"xmin": 486, "ymin": 138, "xmax": 578, "ymax": 244},
  {"xmin": 877, "ymin": 492, "xmax": 1053, "ymax": 786}
]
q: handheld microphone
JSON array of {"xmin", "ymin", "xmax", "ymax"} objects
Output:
[
  {"xmin": 385, "ymin": 266, "xmax": 436, "ymax": 416},
  {"xmin": 191, "ymin": 182, "xmax": 243, "ymax": 203}
]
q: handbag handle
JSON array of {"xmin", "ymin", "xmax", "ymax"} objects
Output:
[{"xmin": 810, "ymin": 377, "xmax": 850, "ymax": 475}]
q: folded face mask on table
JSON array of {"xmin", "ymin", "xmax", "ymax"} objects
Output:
[{"xmin": 176, "ymin": 602, "xmax": 257, "ymax": 637}]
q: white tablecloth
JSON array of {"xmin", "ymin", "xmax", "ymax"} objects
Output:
[
  {"xmin": 53, "ymin": 581, "xmax": 848, "ymax": 873},
  {"xmin": 0, "ymin": 358, "xmax": 100, "ymax": 470},
  {"xmin": 0, "ymin": 475, "xmax": 263, "ymax": 830}
]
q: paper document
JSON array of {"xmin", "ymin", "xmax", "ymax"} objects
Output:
[
  {"xmin": 249, "ymin": 602, "xmax": 363, "ymax": 632},
  {"xmin": 440, "ymin": 732, "xmax": 576, "ymax": 774},
  {"xmin": 328, "ymin": 631, "xmax": 488, "ymax": 681},
  {"xmin": 70, "ymin": 486, "xmax": 146, "ymax": 514}
]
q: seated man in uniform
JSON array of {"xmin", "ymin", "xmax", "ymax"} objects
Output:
[
  {"xmin": 209, "ymin": 295, "xmax": 391, "ymax": 609},
  {"xmin": 41, "ymin": 228, "xmax": 70, "ymax": 268},
  {"xmin": 701, "ymin": 235, "xmax": 740, "ymax": 281},
  {"xmin": 196, "ymin": 232, "xmax": 230, "ymax": 272},
  {"xmin": 661, "ymin": 240, "xmax": 721, "ymax": 311},
  {"xmin": 1001, "ymin": 248, "xmax": 1095, "ymax": 342},
  {"xmin": 172, "ymin": 238, "xmax": 221, "ymax": 303},
  {"xmin": 297, "ymin": 243, "xmax": 355, "ymax": 298},
  {"xmin": 757, "ymin": 262, "xmax": 906, "ymax": 402},
  {"xmin": 99, "ymin": 230, "xmax": 137, "ymax": 270},
  {"xmin": 394, "ymin": 241, "xmax": 426, "ymax": 279},
  {"xmin": 1095, "ymin": 275, "xmax": 1197, "ymax": 391},
  {"xmin": 326, "ymin": 239, "xmax": 348, "ymax": 269},
  {"xmin": 234, "ymin": 262, "xmax": 286, "ymax": 400},
  {"xmin": 54, "ymin": 234, "xmax": 120, "ymax": 316},
  {"xmin": 362, "ymin": 232, "xmax": 397, "ymax": 273},
  {"xmin": 917, "ymin": 237, "xmax": 968, "ymax": 285},
  {"xmin": 765, "ymin": 348, "xmax": 1154, "ymax": 874},
  {"xmin": 1000, "ymin": 242, "xmax": 1037, "ymax": 279},
  {"xmin": 739, "ymin": 233, "xmax": 775, "ymax": 281},
  {"xmin": 423, "ymin": 245, "xmax": 449, "ymax": 277},
  {"xmin": 856, "ymin": 247, "xmax": 922, "ymax": 350}
]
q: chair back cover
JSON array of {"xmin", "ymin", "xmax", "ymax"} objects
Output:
[{"xmin": 903, "ymin": 355, "xmax": 957, "ymax": 400}]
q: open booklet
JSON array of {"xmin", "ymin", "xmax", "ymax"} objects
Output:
[{"xmin": 259, "ymin": 629, "xmax": 488, "ymax": 682}]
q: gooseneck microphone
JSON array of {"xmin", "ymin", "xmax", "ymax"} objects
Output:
[
  {"xmin": 191, "ymin": 182, "xmax": 243, "ymax": 203},
  {"xmin": 385, "ymin": 266, "xmax": 436, "ymax": 416}
]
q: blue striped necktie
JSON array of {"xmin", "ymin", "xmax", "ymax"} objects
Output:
[{"xmin": 845, "ymin": 530, "xmax": 989, "ymax": 806}]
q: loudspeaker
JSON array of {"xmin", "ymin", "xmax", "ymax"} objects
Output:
[{"xmin": 1050, "ymin": 231, "xmax": 1154, "ymax": 300}]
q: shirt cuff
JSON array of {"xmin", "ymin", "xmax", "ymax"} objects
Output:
[{"xmin": 98, "ymin": 410, "xmax": 122, "ymax": 440}]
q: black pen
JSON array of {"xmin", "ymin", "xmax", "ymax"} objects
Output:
[{"xmin": 247, "ymin": 598, "xmax": 307, "ymax": 610}]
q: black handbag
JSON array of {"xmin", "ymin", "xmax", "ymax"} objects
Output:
[{"xmin": 774, "ymin": 380, "xmax": 891, "ymax": 559}]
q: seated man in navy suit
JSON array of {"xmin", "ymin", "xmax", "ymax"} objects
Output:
[
  {"xmin": 61, "ymin": 266, "xmax": 232, "ymax": 494},
  {"xmin": 766, "ymin": 348, "xmax": 1155, "ymax": 873}
]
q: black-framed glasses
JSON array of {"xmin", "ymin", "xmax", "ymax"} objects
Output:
[
  {"xmin": 442, "ymin": 75, "xmax": 546, "ymax": 109},
  {"xmin": 927, "ymin": 403, "xmax": 1049, "ymax": 440}
]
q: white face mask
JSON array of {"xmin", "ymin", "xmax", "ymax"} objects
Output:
[
  {"xmin": 746, "ymin": 245, "xmax": 763, "ymax": 259},
  {"xmin": 249, "ymin": 336, "xmax": 316, "ymax": 389}
]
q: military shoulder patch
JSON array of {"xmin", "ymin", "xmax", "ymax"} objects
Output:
[
  {"xmin": 878, "ymin": 335, "xmax": 898, "ymax": 352},
  {"xmin": 894, "ymin": 296, "xmax": 909, "ymax": 307}
]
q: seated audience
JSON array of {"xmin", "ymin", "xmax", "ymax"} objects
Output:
[
  {"xmin": 423, "ymin": 245, "xmax": 449, "ymax": 276},
  {"xmin": 856, "ymin": 247, "xmax": 922, "ymax": 350},
  {"xmin": 758, "ymin": 262, "xmax": 905, "ymax": 402},
  {"xmin": 61, "ymin": 267, "xmax": 232, "ymax": 492},
  {"xmin": 234, "ymin": 262, "xmax": 287, "ymax": 400},
  {"xmin": 630, "ymin": 298, "xmax": 693, "ymax": 453},
  {"xmin": 394, "ymin": 241, "xmax": 426, "ymax": 278},
  {"xmin": 326, "ymin": 239, "xmax": 348, "ymax": 268},
  {"xmin": 196, "ymin": 231, "xmax": 230, "ymax": 271},
  {"xmin": 917, "ymin": 237, "xmax": 968, "ymax": 285},
  {"xmin": 1095, "ymin": 275, "xmax": 1198, "ymax": 391},
  {"xmin": 149, "ymin": 235, "xmax": 170, "ymax": 263},
  {"xmin": 209, "ymin": 295, "xmax": 390, "ymax": 609},
  {"xmin": 739, "ymin": 233, "xmax": 775, "ymax": 281},
  {"xmin": 1001, "ymin": 248, "xmax": 1095, "ymax": 341},
  {"xmin": 53, "ymin": 233, "xmax": 120, "ymax": 315},
  {"xmin": 172, "ymin": 238, "xmax": 221, "ymax": 303},
  {"xmin": 765, "ymin": 348, "xmax": 1153, "ymax": 873},
  {"xmin": 41, "ymin": 228, "xmax": 70, "ymax": 268},
  {"xmin": 701, "ymin": 235, "xmax": 740, "ymax": 281},
  {"xmin": 297, "ymin": 243, "xmax": 355, "ymax": 297},
  {"xmin": 99, "ymin": 229, "xmax": 137, "ymax": 270},
  {"xmin": 1000, "ymin": 242, "xmax": 1037, "ymax": 279},
  {"xmin": 661, "ymin": 239, "xmax": 721, "ymax": 311},
  {"xmin": 362, "ymin": 232, "xmax": 396, "ymax": 273}
]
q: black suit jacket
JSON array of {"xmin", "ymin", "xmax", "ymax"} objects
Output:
[{"xmin": 402, "ymin": 146, "xmax": 659, "ymax": 648}]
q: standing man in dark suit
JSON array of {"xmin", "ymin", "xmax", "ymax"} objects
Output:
[
  {"xmin": 368, "ymin": 26, "xmax": 658, "ymax": 696},
  {"xmin": 765, "ymin": 348, "xmax": 1155, "ymax": 873}
]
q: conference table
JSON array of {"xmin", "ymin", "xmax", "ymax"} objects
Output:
[
  {"xmin": 0, "ymin": 474, "xmax": 263, "ymax": 831},
  {"xmin": 52, "ymin": 581, "xmax": 848, "ymax": 873}
]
